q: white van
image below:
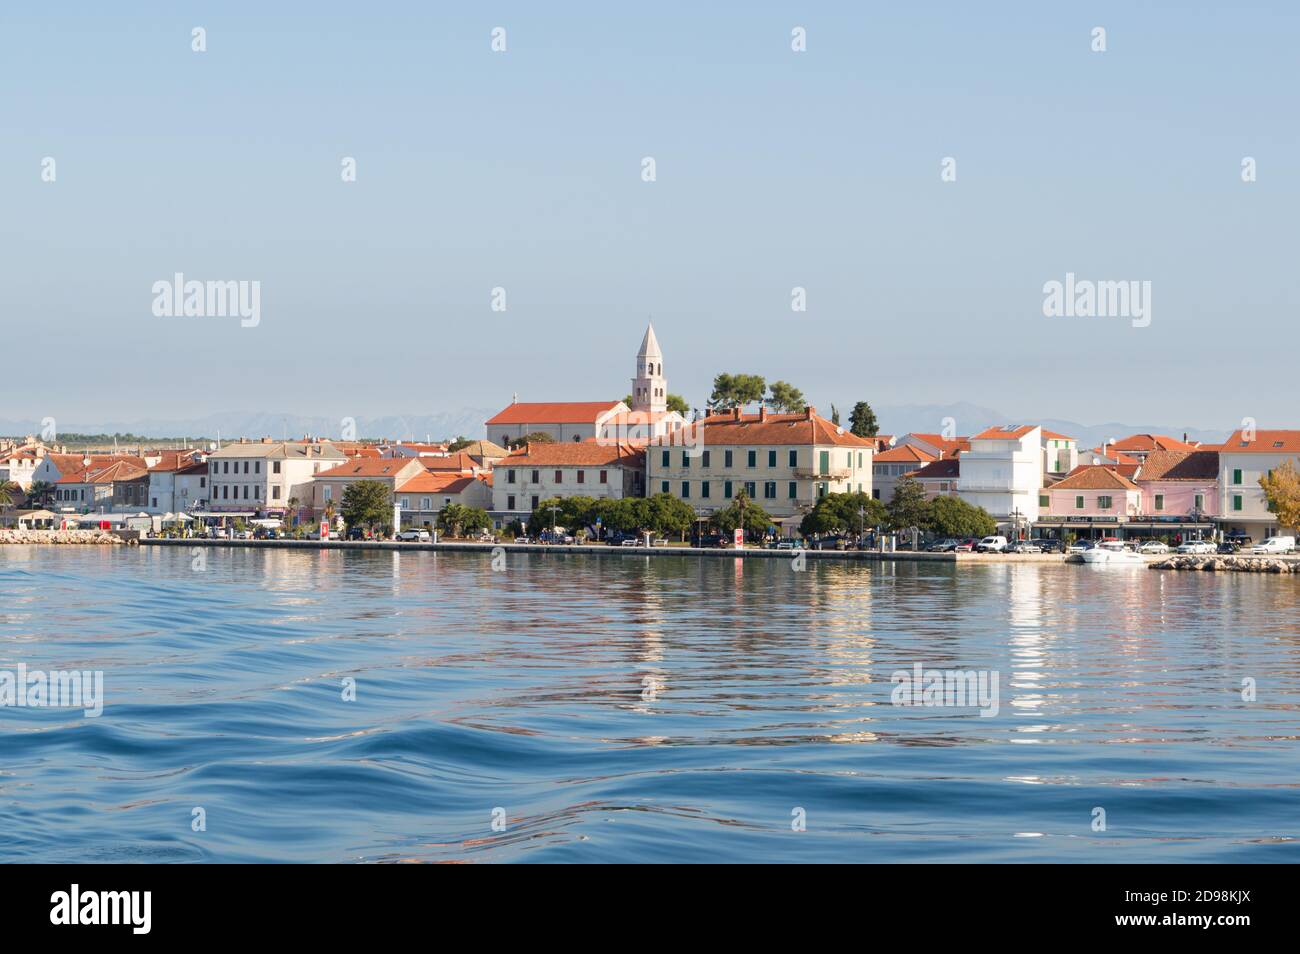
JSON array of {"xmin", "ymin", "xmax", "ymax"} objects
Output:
[
  {"xmin": 1249, "ymin": 536, "xmax": 1296, "ymax": 554},
  {"xmin": 976, "ymin": 535, "xmax": 1008, "ymax": 553}
]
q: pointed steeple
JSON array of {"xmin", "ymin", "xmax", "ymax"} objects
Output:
[{"xmin": 631, "ymin": 322, "xmax": 667, "ymax": 414}]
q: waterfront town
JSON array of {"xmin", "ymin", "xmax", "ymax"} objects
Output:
[{"xmin": 2, "ymin": 325, "xmax": 1298, "ymax": 551}]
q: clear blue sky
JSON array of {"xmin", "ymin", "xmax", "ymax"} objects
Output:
[{"xmin": 2, "ymin": 1, "xmax": 1297, "ymax": 429}]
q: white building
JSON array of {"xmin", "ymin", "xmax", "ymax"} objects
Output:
[
  {"xmin": 957, "ymin": 425, "xmax": 1044, "ymax": 527},
  {"xmin": 492, "ymin": 441, "xmax": 646, "ymax": 525},
  {"xmin": 145, "ymin": 450, "xmax": 207, "ymax": 513},
  {"xmin": 205, "ymin": 439, "xmax": 346, "ymax": 518},
  {"xmin": 1216, "ymin": 429, "xmax": 1300, "ymax": 540}
]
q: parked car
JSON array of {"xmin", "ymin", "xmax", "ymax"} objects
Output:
[
  {"xmin": 928, "ymin": 538, "xmax": 960, "ymax": 552},
  {"xmin": 396, "ymin": 528, "xmax": 431, "ymax": 542},
  {"xmin": 690, "ymin": 534, "xmax": 729, "ymax": 549},
  {"xmin": 1067, "ymin": 540, "xmax": 1095, "ymax": 554},
  {"xmin": 1138, "ymin": 540, "xmax": 1170, "ymax": 554},
  {"xmin": 513, "ymin": 535, "xmax": 533, "ymax": 544},
  {"xmin": 1009, "ymin": 540, "xmax": 1042, "ymax": 553},
  {"xmin": 1176, "ymin": 540, "xmax": 1216, "ymax": 554},
  {"xmin": 976, "ymin": 535, "xmax": 1008, "ymax": 553},
  {"xmin": 1249, "ymin": 536, "xmax": 1296, "ymax": 554},
  {"xmin": 619, "ymin": 538, "xmax": 640, "ymax": 548},
  {"xmin": 651, "ymin": 537, "xmax": 669, "ymax": 547},
  {"xmin": 774, "ymin": 539, "xmax": 798, "ymax": 550},
  {"xmin": 1035, "ymin": 539, "xmax": 1064, "ymax": 553},
  {"xmin": 1223, "ymin": 531, "xmax": 1253, "ymax": 548},
  {"xmin": 953, "ymin": 538, "xmax": 976, "ymax": 552}
]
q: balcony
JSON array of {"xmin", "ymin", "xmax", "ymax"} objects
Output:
[{"xmin": 794, "ymin": 468, "xmax": 851, "ymax": 480}]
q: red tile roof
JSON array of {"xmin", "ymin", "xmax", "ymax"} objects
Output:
[
  {"xmin": 421, "ymin": 452, "xmax": 479, "ymax": 472},
  {"xmin": 908, "ymin": 458, "xmax": 960, "ymax": 479},
  {"xmin": 57, "ymin": 459, "xmax": 149, "ymax": 484},
  {"xmin": 1137, "ymin": 450, "xmax": 1219, "ymax": 481},
  {"xmin": 1041, "ymin": 430, "xmax": 1075, "ymax": 441},
  {"xmin": 1221, "ymin": 429, "xmax": 1300, "ymax": 454},
  {"xmin": 874, "ymin": 445, "xmax": 936, "ymax": 463},
  {"xmin": 652, "ymin": 408, "xmax": 874, "ymax": 448},
  {"xmin": 1052, "ymin": 465, "xmax": 1140, "ymax": 491},
  {"xmin": 1110, "ymin": 433, "xmax": 1198, "ymax": 453},
  {"xmin": 501, "ymin": 442, "xmax": 645, "ymax": 467},
  {"xmin": 971, "ymin": 425, "xmax": 1038, "ymax": 441},
  {"xmin": 397, "ymin": 472, "xmax": 481, "ymax": 494},
  {"xmin": 486, "ymin": 401, "xmax": 623, "ymax": 425},
  {"xmin": 315, "ymin": 459, "xmax": 421, "ymax": 479}
]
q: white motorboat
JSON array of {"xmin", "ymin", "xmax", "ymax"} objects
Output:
[{"xmin": 1079, "ymin": 540, "xmax": 1146, "ymax": 564}]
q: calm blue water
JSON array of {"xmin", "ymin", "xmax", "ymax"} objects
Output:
[{"xmin": 1, "ymin": 545, "xmax": 1297, "ymax": 863}]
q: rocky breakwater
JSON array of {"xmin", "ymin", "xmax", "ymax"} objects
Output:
[
  {"xmin": 1151, "ymin": 555, "xmax": 1296, "ymax": 574},
  {"xmin": 0, "ymin": 528, "xmax": 132, "ymax": 546}
]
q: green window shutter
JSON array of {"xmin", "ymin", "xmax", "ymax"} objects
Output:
[
  {"xmin": 1075, "ymin": 496, "xmax": 1084, "ymax": 509},
  {"xmin": 788, "ymin": 481, "xmax": 797, "ymax": 498},
  {"xmin": 1154, "ymin": 495, "xmax": 1163, "ymax": 511},
  {"xmin": 1233, "ymin": 469, "xmax": 1242, "ymax": 485},
  {"xmin": 1233, "ymin": 495, "xmax": 1243, "ymax": 511}
]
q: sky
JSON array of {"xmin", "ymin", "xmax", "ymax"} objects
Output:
[{"xmin": 2, "ymin": 1, "xmax": 1298, "ymax": 432}]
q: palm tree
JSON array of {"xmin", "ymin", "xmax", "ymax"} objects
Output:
[
  {"xmin": 0, "ymin": 480, "xmax": 19, "ymax": 511},
  {"xmin": 26, "ymin": 480, "xmax": 55, "ymax": 509},
  {"xmin": 286, "ymin": 496, "xmax": 299, "ymax": 527}
]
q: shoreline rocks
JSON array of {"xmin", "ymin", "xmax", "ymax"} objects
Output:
[
  {"xmin": 1151, "ymin": 555, "xmax": 1296, "ymax": 573},
  {"xmin": 0, "ymin": 529, "xmax": 132, "ymax": 546}
]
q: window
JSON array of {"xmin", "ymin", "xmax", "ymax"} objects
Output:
[
  {"xmin": 223, "ymin": 486, "xmax": 229, "ymax": 499},
  {"xmin": 422, "ymin": 497, "xmax": 431, "ymax": 510},
  {"xmin": 744, "ymin": 481, "xmax": 756, "ymax": 498},
  {"xmin": 819, "ymin": 450, "xmax": 829, "ymax": 475},
  {"xmin": 681, "ymin": 481, "xmax": 690, "ymax": 498},
  {"xmin": 1038, "ymin": 494, "xmax": 1049, "ymax": 508},
  {"xmin": 243, "ymin": 461, "xmax": 249, "ymax": 474},
  {"xmin": 1154, "ymin": 494, "xmax": 1164, "ymax": 511},
  {"xmin": 768, "ymin": 450, "xmax": 777, "ymax": 467},
  {"xmin": 323, "ymin": 485, "xmax": 332, "ymax": 501},
  {"xmin": 199, "ymin": 477, "xmax": 205, "ymax": 488},
  {"xmin": 210, "ymin": 462, "xmax": 217, "ymax": 474},
  {"xmin": 151, "ymin": 497, "xmax": 157, "ymax": 508},
  {"xmin": 530, "ymin": 496, "xmax": 538, "ymax": 509},
  {"xmin": 507, "ymin": 494, "xmax": 516, "ymax": 510},
  {"xmin": 531, "ymin": 470, "xmax": 539, "ymax": 483},
  {"xmin": 701, "ymin": 481, "xmax": 710, "ymax": 498},
  {"xmin": 223, "ymin": 462, "xmax": 229, "ymax": 474},
  {"xmin": 401, "ymin": 497, "xmax": 409, "ymax": 509},
  {"xmin": 788, "ymin": 481, "xmax": 797, "ymax": 498},
  {"xmin": 1233, "ymin": 495, "xmax": 1243, "ymax": 511},
  {"xmin": 661, "ymin": 480, "xmax": 669, "ymax": 493},
  {"xmin": 681, "ymin": 451, "xmax": 690, "ymax": 467},
  {"xmin": 243, "ymin": 486, "xmax": 250, "ymax": 499},
  {"xmin": 255, "ymin": 462, "xmax": 260, "ymax": 474},
  {"xmin": 1097, "ymin": 496, "xmax": 1112, "ymax": 510},
  {"xmin": 577, "ymin": 470, "xmax": 585, "ymax": 484},
  {"xmin": 1194, "ymin": 493, "xmax": 1204, "ymax": 510},
  {"xmin": 272, "ymin": 486, "xmax": 280, "ymax": 500},
  {"xmin": 817, "ymin": 482, "xmax": 827, "ymax": 499},
  {"xmin": 662, "ymin": 450, "xmax": 670, "ymax": 467},
  {"xmin": 273, "ymin": 462, "xmax": 281, "ymax": 475},
  {"xmin": 764, "ymin": 481, "xmax": 776, "ymax": 499},
  {"xmin": 702, "ymin": 451, "xmax": 710, "ymax": 467},
  {"xmin": 599, "ymin": 470, "xmax": 608, "ymax": 484},
  {"xmin": 1075, "ymin": 495, "xmax": 1084, "ymax": 509},
  {"xmin": 554, "ymin": 470, "xmax": 562, "ymax": 483},
  {"xmin": 724, "ymin": 481, "xmax": 733, "ymax": 499},
  {"xmin": 744, "ymin": 450, "xmax": 756, "ymax": 468},
  {"xmin": 789, "ymin": 450, "xmax": 798, "ymax": 467},
  {"xmin": 1233, "ymin": 469, "xmax": 1243, "ymax": 485},
  {"xmin": 724, "ymin": 450, "xmax": 733, "ymax": 467},
  {"xmin": 507, "ymin": 469, "xmax": 516, "ymax": 484}
]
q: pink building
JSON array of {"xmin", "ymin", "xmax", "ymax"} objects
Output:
[
  {"xmin": 1134, "ymin": 450, "xmax": 1218, "ymax": 518},
  {"xmin": 1045, "ymin": 466, "xmax": 1142, "ymax": 519}
]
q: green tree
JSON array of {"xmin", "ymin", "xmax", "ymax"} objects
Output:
[
  {"xmin": 849, "ymin": 401, "xmax": 879, "ymax": 438},
  {"xmin": 830, "ymin": 405, "xmax": 840, "ymax": 426},
  {"xmin": 709, "ymin": 490, "xmax": 772, "ymax": 539},
  {"xmin": 1259, "ymin": 460, "xmax": 1300, "ymax": 532},
  {"xmin": 341, "ymin": 480, "xmax": 392, "ymax": 534},
  {"xmin": 767, "ymin": 380, "xmax": 806, "ymax": 413},
  {"xmin": 708, "ymin": 373, "xmax": 766, "ymax": 411},
  {"xmin": 928, "ymin": 495, "xmax": 997, "ymax": 538},
  {"xmin": 25, "ymin": 480, "xmax": 55, "ymax": 509},
  {"xmin": 446, "ymin": 436, "xmax": 473, "ymax": 452},
  {"xmin": 886, "ymin": 476, "xmax": 930, "ymax": 531},
  {"xmin": 800, "ymin": 492, "xmax": 886, "ymax": 537},
  {"xmin": 667, "ymin": 394, "xmax": 690, "ymax": 416},
  {"xmin": 438, "ymin": 503, "xmax": 490, "ymax": 537},
  {"xmin": 0, "ymin": 481, "xmax": 18, "ymax": 510},
  {"xmin": 647, "ymin": 492, "xmax": 695, "ymax": 539},
  {"xmin": 507, "ymin": 431, "xmax": 556, "ymax": 450}
]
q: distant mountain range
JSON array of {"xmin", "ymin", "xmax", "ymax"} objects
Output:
[
  {"xmin": 874, "ymin": 402, "xmax": 1231, "ymax": 450},
  {"xmin": 1, "ymin": 403, "xmax": 1232, "ymax": 450}
]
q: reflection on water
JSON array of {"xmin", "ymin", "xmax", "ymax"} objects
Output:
[{"xmin": 1, "ymin": 547, "xmax": 1298, "ymax": 862}]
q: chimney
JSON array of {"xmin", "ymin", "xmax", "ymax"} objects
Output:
[
  {"xmin": 805, "ymin": 405, "xmax": 816, "ymax": 420},
  {"xmin": 732, "ymin": 406, "xmax": 742, "ymax": 420},
  {"xmin": 758, "ymin": 406, "xmax": 768, "ymax": 422}
]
